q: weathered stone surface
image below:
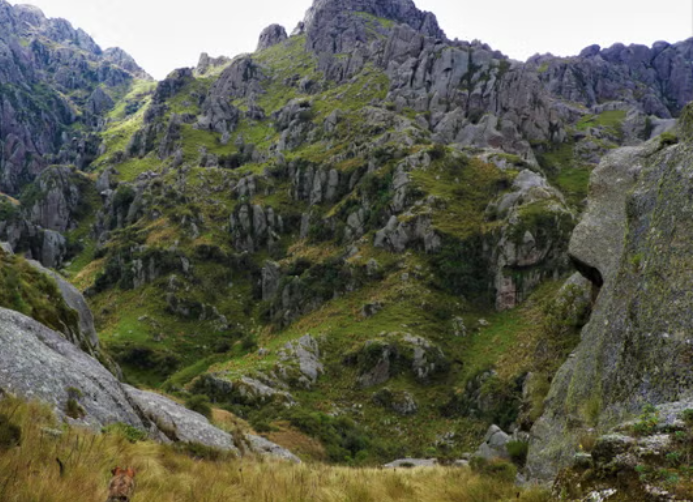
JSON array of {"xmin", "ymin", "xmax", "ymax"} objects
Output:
[
  {"xmin": 257, "ymin": 24, "xmax": 288, "ymax": 51},
  {"xmin": 27, "ymin": 166, "xmax": 85, "ymax": 232},
  {"xmin": 528, "ymin": 116, "xmax": 693, "ymax": 481},
  {"xmin": 125, "ymin": 385, "xmax": 239, "ymax": 453},
  {"xmin": 303, "ymin": 0, "xmax": 445, "ymax": 59},
  {"xmin": 0, "ymin": 307, "xmax": 146, "ymax": 429},
  {"xmin": 245, "ymin": 434, "xmax": 301, "ymax": 463},
  {"xmin": 474, "ymin": 425, "xmax": 511, "ymax": 461},
  {"xmin": 195, "ymin": 52, "xmax": 231, "ymax": 76},
  {"xmin": 278, "ymin": 334, "xmax": 324, "ymax": 388},
  {"xmin": 373, "ymin": 388, "xmax": 418, "ymax": 416},
  {"xmin": 374, "ymin": 214, "xmax": 441, "ymax": 253},
  {"xmin": 261, "ymin": 261, "xmax": 282, "ymax": 301},
  {"xmin": 0, "ymin": 1, "xmax": 143, "ymax": 194},
  {"xmin": 354, "ymin": 333, "xmax": 449, "ymax": 388},
  {"xmin": 193, "ymin": 374, "xmax": 295, "ymax": 407},
  {"xmin": 488, "ymin": 170, "xmax": 574, "ymax": 310},
  {"xmin": 568, "ymin": 143, "xmax": 654, "ymax": 287}
]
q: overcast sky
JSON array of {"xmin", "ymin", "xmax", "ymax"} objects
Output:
[{"xmin": 14, "ymin": 0, "xmax": 693, "ymax": 80}]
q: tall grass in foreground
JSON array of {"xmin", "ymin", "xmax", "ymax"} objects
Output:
[{"xmin": 0, "ymin": 397, "xmax": 549, "ymax": 502}]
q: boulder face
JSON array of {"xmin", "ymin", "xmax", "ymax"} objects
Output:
[
  {"xmin": 0, "ymin": 307, "xmax": 147, "ymax": 430},
  {"xmin": 125, "ymin": 385, "xmax": 241, "ymax": 453},
  {"xmin": 528, "ymin": 111, "xmax": 693, "ymax": 481},
  {"xmin": 257, "ymin": 24, "xmax": 288, "ymax": 51},
  {"xmin": 26, "ymin": 259, "xmax": 99, "ymax": 352}
]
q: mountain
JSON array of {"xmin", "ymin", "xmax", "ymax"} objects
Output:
[
  {"xmin": 0, "ymin": 0, "xmax": 149, "ymax": 195},
  {"xmin": 0, "ymin": 0, "xmax": 693, "ymax": 497}
]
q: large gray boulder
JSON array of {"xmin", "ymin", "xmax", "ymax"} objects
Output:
[
  {"xmin": 0, "ymin": 308, "xmax": 147, "ymax": 429},
  {"xmin": 124, "ymin": 385, "xmax": 240, "ymax": 454},
  {"xmin": 0, "ymin": 307, "xmax": 300, "ymax": 461},
  {"xmin": 278, "ymin": 334, "xmax": 324, "ymax": 388},
  {"xmin": 568, "ymin": 143, "xmax": 656, "ymax": 287},
  {"xmin": 245, "ymin": 434, "xmax": 301, "ymax": 463},
  {"xmin": 475, "ymin": 425, "xmax": 511, "ymax": 461}
]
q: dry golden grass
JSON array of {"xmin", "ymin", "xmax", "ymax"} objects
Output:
[
  {"xmin": 71, "ymin": 256, "xmax": 106, "ymax": 291},
  {"xmin": 266, "ymin": 421, "xmax": 328, "ymax": 461},
  {"xmin": 0, "ymin": 397, "xmax": 549, "ymax": 502}
]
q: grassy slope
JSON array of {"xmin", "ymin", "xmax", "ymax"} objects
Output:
[
  {"xmin": 0, "ymin": 248, "xmax": 79, "ymax": 335},
  {"xmin": 0, "ymin": 397, "xmax": 550, "ymax": 502}
]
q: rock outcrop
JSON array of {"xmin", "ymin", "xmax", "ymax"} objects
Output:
[
  {"xmin": 257, "ymin": 24, "xmax": 288, "ymax": 51},
  {"xmin": 528, "ymin": 110, "xmax": 693, "ymax": 481},
  {"xmin": 0, "ymin": 0, "xmax": 145, "ymax": 194}
]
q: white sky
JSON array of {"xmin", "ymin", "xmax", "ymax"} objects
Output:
[{"xmin": 13, "ymin": 0, "xmax": 693, "ymax": 80}]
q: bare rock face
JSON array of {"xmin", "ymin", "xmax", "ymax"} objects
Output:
[
  {"xmin": 197, "ymin": 57, "xmax": 263, "ymax": 134},
  {"xmin": 0, "ymin": 0, "xmax": 146, "ymax": 194},
  {"xmin": 474, "ymin": 425, "xmax": 511, "ymax": 461},
  {"xmin": 532, "ymin": 38, "xmax": 693, "ymax": 118},
  {"xmin": 26, "ymin": 166, "xmax": 84, "ymax": 232},
  {"xmin": 124, "ymin": 385, "xmax": 240, "ymax": 454},
  {"xmin": 528, "ymin": 109, "xmax": 693, "ymax": 481},
  {"xmin": 103, "ymin": 47, "xmax": 151, "ymax": 80},
  {"xmin": 195, "ymin": 52, "xmax": 231, "ymax": 76},
  {"xmin": 257, "ymin": 24, "xmax": 288, "ymax": 52},
  {"xmin": 567, "ymin": 144, "xmax": 656, "ymax": 288},
  {"xmin": 0, "ymin": 307, "xmax": 148, "ymax": 429},
  {"xmin": 352, "ymin": 333, "xmax": 450, "ymax": 388},
  {"xmin": 488, "ymin": 170, "xmax": 574, "ymax": 310},
  {"xmin": 26, "ymin": 259, "xmax": 99, "ymax": 351},
  {"xmin": 304, "ymin": 0, "xmax": 445, "ymax": 54}
]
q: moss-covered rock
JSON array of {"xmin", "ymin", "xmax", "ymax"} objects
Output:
[{"xmin": 529, "ymin": 112, "xmax": 693, "ymax": 481}]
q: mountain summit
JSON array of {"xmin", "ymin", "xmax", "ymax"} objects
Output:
[{"xmin": 303, "ymin": 0, "xmax": 445, "ymax": 46}]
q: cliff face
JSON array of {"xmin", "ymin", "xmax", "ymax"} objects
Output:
[
  {"xmin": 0, "ymin": 0, "xmax": 148, "ymax": 195},
  {"xmin": 528, "ymin": 108, "xmax": 693, "ymax": 481}
]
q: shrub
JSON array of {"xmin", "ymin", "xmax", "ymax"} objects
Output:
[
  {"xmin": 285, "ymin": 409, "xmax": 372, "ymax": 463},
  {"xmin": 632, "ymin": 404, "xmax": 659, "ymax": 436},
  {"xmin": 681, "ymin": 409, "xmax": 693, "ymax": 427},
  {"xmin": 185, "ymin": 395, "xmax": 213, "ymax": 420},
  {"xmin": 241, "ymin": 334, "xmax": 258, "ymax": 352},
  {"xmin": 65, "ymin": 398, "xmax": 85, "ymax": 420},
  {"xmin": 506, "ymin": 440, "xmax": 529, "ymax": 467},
  {"xmin": 0, "ymin": 414, "xmax": 21, "ymax": 449},
  {"xmin": 103, "ymin": 423, "xmax": 148, "ymax": 443},
  {"xmin": 428, "ymin": 143, "xmax": 447, "ymax": 161},
  {"xmin": 659, "ymin": 131, "xmax": 679, "ymax": 149},
  {"xmin": 470, "ymin": 456, "xmax": 517, "ymax": 483}
]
